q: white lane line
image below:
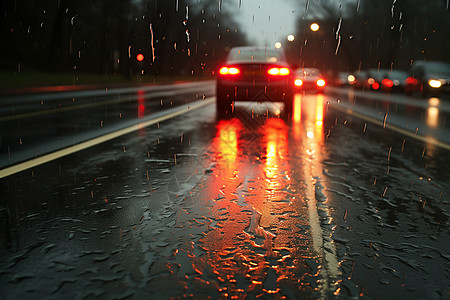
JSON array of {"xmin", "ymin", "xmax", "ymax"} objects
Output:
[
  {"xmin": 330, "ymin": 103, "xmax": 450, "ymax": 151},
  {"xmin": 0, "ymin": 98, "xmax": 215, "ymax": 179}
]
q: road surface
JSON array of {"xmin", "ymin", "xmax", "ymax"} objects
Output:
[{"xmin": 1, "ymin": 82, "xmax": 449, "ymax": 299}]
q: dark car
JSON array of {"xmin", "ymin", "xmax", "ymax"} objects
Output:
[
  {"xmin": 409, "ymin": 61, "xmax": 450, "ymax": 96},
  {"xmin": 353, "ymin": 70, "xmax": 368, "ymax": 89},
  {"xmin": 380, "ymin": 70, "xmax": 411, "ymax": 93},
  {"xmin": 293, "ymin": 68, "xmax": 326, "ymax": 93},
  {"xmin": 366, "ymin": 68, "xmax": 391, "ymax": 91},
  {"xmin": 216, "ymin": 46, "xmax": 293, "ymax": 115},
  {"xmin": 335, "ymin": 72, "xmax": 356, "ymax": 87}
]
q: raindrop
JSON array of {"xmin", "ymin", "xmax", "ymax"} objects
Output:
[
  {"xmin": 71, "ymin": 14, "xmax": 78, "ymax": 26},
  {"xmin": 239, "ymin": 0, "xmax": 242, "ymax": 8},
  {"xmin": 391, "ymin": 0, "xmax": 397, "ymax": 18},
  {"xmin": 185, "ymin": 5, "xmax": 189, "ymax": 20},
  {"xmin": 382, "ymin": 186, "xmax": 388, "ymax": 197},
  {"xmin": 335, "ymin": 35, "xmax": 341, "ymax": 55},
  {"xmin": 186, "ymin": 29, "xmax": 190, "ymax": 42},
  {"xmin": 176, "ymin": 0, "xmax": 179, "ymax": 11},
  {"xmin": 149, "ymin": 24, "xmax": 156, "ymax": 62},
  {"xmin": 383, "ymin": 113, "xmax": 388, "ymax": 128},
  {"xmin": 218, "ymin": 0, "xmax": 222, "ymax": 12},
  {"xmin": 336, "ymin": 18, "xmax": 342, "ymax": 40}
]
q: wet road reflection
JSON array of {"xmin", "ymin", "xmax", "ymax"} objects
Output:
[
  {"xmin": 170, "ymin": 95, "xmax": 343, "ymax": 298},
  {"xmin": 1, "ymin": 91, "xmax": 449, "ymax": 299}
]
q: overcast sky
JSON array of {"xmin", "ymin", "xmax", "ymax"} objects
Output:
[{"xmin": 228, "ymin": 0, "xmax": 299, "ymax": 47}]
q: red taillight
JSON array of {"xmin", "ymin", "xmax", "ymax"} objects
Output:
[
  {"xmin": 219, "ymin": 66, "xmax": 240, "ymax": 75},
  {"xmin": 372, "ymin": 82, "xmax": 380, "ymax": 90},
  {"xmin": 294, "ymin": 79, "xmax": 303, "ymax": 86},
  {"xmin": 268, "ymin": 67, "xmax": 290, "ymax": 76},
  {"xmin": 405, "ymin": 77, "xmax": 418, "ymax": 85},
  {"xmin": 316, "ymin": 79, "xmax": 326, "ymax": 87},
  {"xmin": 382, "ymin": 78, "xmax": 394, "ymax": 88}
]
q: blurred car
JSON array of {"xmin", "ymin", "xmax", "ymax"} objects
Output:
[
  {"xmin": 380, "ymin": 70, "xmax": 411, "ymax": 93},
  {"xmin": 335, "ymin": 72, "xmax": 356, "ymax": 87},
  {"xmin": 353, "ymin": 71, "xmax": 368, "ymax": 89},
  {"xmin": 366, "ymin": 68, "xmax": 391, "ymax": 91},
  {"xmin": 216, "ymin": 46, "xmax": 293, "ymax": 115},
  {"xmin": 408, "ymin": 61, "xmax": 450, "ymax": 96},
  {"xmin": 293, "ymin": 68, "xmax": 326, "ymax": 93}
]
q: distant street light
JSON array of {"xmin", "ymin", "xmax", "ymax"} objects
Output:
[
  {"xmin": 287, "ymin": 34, "xmax": 295, "ymax": 42},
  {"xmin": 275, "ymin": 42, "xmax": 282, "ymax": 49},
  {"xmin": 310, "ymin": 23, "xmax": 319, "ymax": 32}
]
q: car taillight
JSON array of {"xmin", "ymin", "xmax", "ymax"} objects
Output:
[
  {"xmin": 268, "ymin": 67, "xmax": 290, "ymax": 76},
  {"xmin": 219, "ymin": 67, "xmax": 240, "ymax": 75},
  {"xmin": 405, "ymin": 77, "xmax": 418, "ymax": 85},
  {"xmin": 294, "ymin": 79, "xmax": 303, "ymax": 86},
  {"xmin": 382, "ymin": 78, "xmax": 394, "ymax": 88},
  {"xmin": 372, "ymin": 82, "xmax": 380, "ymax": 90},
  {"xmin": 316, "ymin": 79, "xmax": 326, "ymax": 87}
]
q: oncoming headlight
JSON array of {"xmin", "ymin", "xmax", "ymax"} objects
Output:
[{"xmin": 428, "ymin": 79, "xmax": 442, "ymax": 88}]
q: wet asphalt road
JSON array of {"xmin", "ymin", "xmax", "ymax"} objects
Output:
[{"xmin": 0, "ymin": 82, "xmax": 449, "ymax": 299}]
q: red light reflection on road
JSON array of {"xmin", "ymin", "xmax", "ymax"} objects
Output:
[
  {"xmin": 264, "ymin": 118, "xmax": 287, "ymax": 182},
  {"xmin": 180, "ymin": 117, "xmax": 321, "ymax": 297},
  {"xmin": 216, "ymin": 119, "xmax": 240, "ymax": 167},
  {"xmin": 315, "ymin": 94, "xmax": 324, "ymax": 127},
  {"xmin": 138, "ymin": 90, "xmax": 145, "ymax": 118}
]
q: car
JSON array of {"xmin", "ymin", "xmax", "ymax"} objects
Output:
[
  {"xmin": 353, "ymin": 70, "xmax": 368, "ymax": 89},
  {"xmin": 366, "ymin": 68, "xmax": 391, "ymax": 91},
  {"xmin": 409, "ymin": 61, "xmax": 450, "ymax": 96},
  {"xmin": 216, "ymin": 46, "xmax": 293, "ymax": 116},
  {"xmin": 380, "ymin": 70, "xmax": 411, "ymax": 93},
  {"xmin": 335, "ymin": 72, "xmax": 356, "ymax": 87},
  {"xmin": 293, "ymin": 67, "xmax": 326, "ymax": 93}
]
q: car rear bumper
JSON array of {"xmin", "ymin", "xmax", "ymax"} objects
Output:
[
  {"xmin": 295, "ymin": 82, "xmax": 323, "ymax": 91},
  {"xmin": 217, "ymin": 80, "xmax": 291, "ymax": 102}
]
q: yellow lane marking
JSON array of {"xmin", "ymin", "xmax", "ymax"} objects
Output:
[
  {"xmin": 0, "ymin": 98, "xmax": 215, "ymax": 179},
  {"xmin": 330, "ymin": 104, "xmax": 450, "ymax": 151}
]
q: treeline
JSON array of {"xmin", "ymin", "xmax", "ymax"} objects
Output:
[
  {"xmin": 289, "ymin": 0, "xmax": 450, "ymax": 72},
  {"xmin": 0, "ymin": 0, "xmax": 247, "ymax": 77}
]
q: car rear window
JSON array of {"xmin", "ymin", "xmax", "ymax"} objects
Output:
[{"xmin": 227, "ymin": 48, "xmax": 285, "ymax": 63}]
